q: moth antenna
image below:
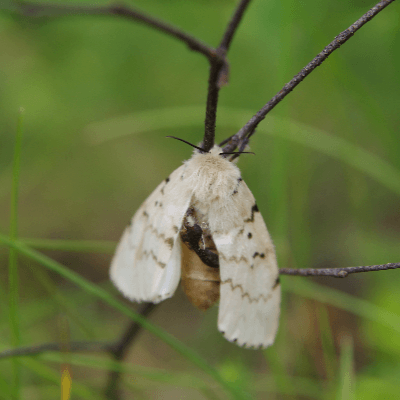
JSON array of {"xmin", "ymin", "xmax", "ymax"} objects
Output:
[
  {"xmin": 166, "ymin": 136, "xmax": 207, "ymax": 153},
  {"xmin": 220, "ymin": 151, "xmax": 255, "ymax": 156}
]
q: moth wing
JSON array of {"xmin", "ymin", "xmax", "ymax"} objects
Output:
[
  {"xmin": 213, "ymin": 181, "xmax": 280, "ymax": 348},
  {"xmin": 110, "ymin": 164, "xmax": 191, "ymax": 303}
]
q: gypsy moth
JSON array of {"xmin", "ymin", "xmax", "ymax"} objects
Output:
[{"xmin": 110, "ymin": 145, "xmax": 280, "ymax": 348}]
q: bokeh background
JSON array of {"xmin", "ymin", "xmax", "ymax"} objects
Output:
[{"xmin": 1, "ymin": 0, "xmax": 400, "ymax": 398}]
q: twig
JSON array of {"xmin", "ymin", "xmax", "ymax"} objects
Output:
[
  {"xmin": 0, "ymin": 303, "xmax": 158, "ymax": 400},
  {"xmin": 279, "ymin": 262, "xmax": 400, "ymax": 278},
  {"xmin": 4, "ymin": 1, "xmax": 220, "ymax": 62},
  {"xmin": 223, "ymin": 0, "xmax": 397, "ymax": 152},
  {"xmin": 0, "ymin": 304, "xmax": 157, "ymax": 361},
  {"xmin": 219, "ymin": 0, "xmax": 253, "ymax": 51},
  {"xmin": 0, "ymin": 340, "xmax": 112, "ymax": 360},
  {"xmin": 105, "ymin": 303, "xmax": 157, "ymax": 400},
  {"xmin": 202, "ymin": 0, "xmax": 252, "ymax": 152},
  {"xmin": 0, "ymin": 262, "xmax": 398, "ymax": 360},
  {"xmin": 4, "ymin": 0, "xmax": 235, "ymax": 151},
  {"xmin": 174, "ymin": 226, "xmax": 400, "ymax": 278}
]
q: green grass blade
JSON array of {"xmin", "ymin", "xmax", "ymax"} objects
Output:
[
  {"xmin": 8, "ymin": 107, "xmax": 25, "ymax": 400},
  {"xmin": 20, "ymin": 357, "xmax": 98, "ymax": 399},
  {"xmin": 317, "ymin": 305, "xmax": 336, "ymax": 386},
  {"xmin": 40, "ymin": 352, "xmax": 322, "ymax": 398},
  {"xmin": 20, "ymin": 238, "xmax": 116, "ymax": 254},
  {"xmin": 40, "ymin": 352, "xmax": 218, "ymax": 392},
  {"xmin": 0, "ymin": 234, "xmax": 247, "ymax": 400},
  {"xmin": 26, "ymin": 265, "xmax": 95, "ymax": 338},
  {"xmin": 7, "ymin": 235, "xmax": 400, "ymax": 335},
  {"xmin": 260, "ymin": 117, "xmax": 400, "ymax": 198},
  {"xmin": 0, "ymin": 373, "xmax": 12, "ymax": 400},
  {"xmin": 336, "ymin": 334, "xmax": 355, "ymax": 400}
]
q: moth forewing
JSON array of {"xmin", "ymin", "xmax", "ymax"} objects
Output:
[
  {"xmin": 110, "ymin": 163, "xmax": 191, "ymax": 303},
  {"xmin": 214, "ymin": 182, "xmax": 281, "ymax": 348}
]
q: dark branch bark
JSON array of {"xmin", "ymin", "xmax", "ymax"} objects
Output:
[
  {"xmin": 105, "ymin": 303, "xmax": 157, "ymax": 400},
  {"xmin": 174, "ymin": 216, "xmax": 400, "ymax": 278},
  {"xmin": 223, "ymin": 0, "xmax": 397, "ymax": 152},
  {"xmin": 0, "ymin": 340, "xmax": 112, "ymax": 360},
  {"xmin": 202, "ymin": 0, "xmax": 252, "ymax": 152},
  {"xmin": 4, "ymin": 1, "xmax": 219, "ymax": 62},
  {"xmin": 218, "ymin": 0, "xmax": 252, "ymax": 51},
  {"xmin": 283, "ymin": 260, "xmax": 400, "ymax": 279},
  {"xmin": 279, "ymin": 262, "xmax": 400, "ymax": 278},
  {"xmin": 203, "ymin": 54, "xmax": 225, "ymax": 152}
]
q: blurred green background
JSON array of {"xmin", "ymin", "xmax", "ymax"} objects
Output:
[{"xmin": 1, "ymin": 0, "xmax": 400, "ymax": 398}]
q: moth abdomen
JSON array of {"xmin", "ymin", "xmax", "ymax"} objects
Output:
[{"xmin": 180, "ymin": 206, "xmax": 221, "ymax": 310}]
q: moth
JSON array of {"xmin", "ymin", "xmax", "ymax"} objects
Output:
[{"xmin": 110, "ymin": 142, "xmax": 281, "ymax": 348}]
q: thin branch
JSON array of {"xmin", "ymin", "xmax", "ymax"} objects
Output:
[
  {"xmin": 4, "ymin": 0, "xmax": 235, "ymax": 151},
  {"xmin": 223, "ymin": 0, "xmax": 397, "ymax": 152},
  {"xmin": 279, "ymin": 262, "xmax": 400, "ymax": 278},
  {"xmin": 203, "ymin": 57, "xmax": 225, "ymax": 152},
  {"xmin": 202, "ymin": 0, "xmax": 252, "ymax": 152},
  {"xmin": 0, "ymin": 262, "xmax": 398, "ymax": 361},
  {"xmin": 0, "ymin": 302, "xmax": 158, "ymax": 400},
  {"xmin": 0, "ymin": 340, "xmax": 112, "ymax": 360},
  {"xmin": 0, "ymin": 304, "xmax": 156, "ymax": 361},
  {"xmin": 178, "ymin": 224, "xmax": 400, "ymax": 278},
  {"xmin": 4, "ymin": 1, "xmax": 219, "ymax": 62},
  {"xmin": 105, "ymin": 303, "xmax": 157, "ymax": 400},
  {"xmin": 218, "ymin": 0, "xmax": 252, "ymax": 51}
]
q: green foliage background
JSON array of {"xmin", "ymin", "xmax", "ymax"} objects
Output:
[{"xmin": 0, "ymin": 0, "xmax": 399, "ymax": 398}]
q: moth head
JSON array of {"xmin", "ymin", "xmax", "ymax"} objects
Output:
[{"xmin": 166, "ymin": 136, "xmax": 254, "ymax": 160}]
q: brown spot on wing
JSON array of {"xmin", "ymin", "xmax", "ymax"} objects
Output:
[
  {"xmin": 253, "ymin": 251, "xmax": 267, "ymax": 259},
  {"xmin": 273, "ymin": 276, "xmax": 280, "ymax": 289},
  {"xmin": 232, "ymin": 177, "xmax": 243, "ymax": 195},
  {"xmin": 244, "ymin": 204, "xmax": 260, "ymax": 223},
  {"xmin": 166, "ymin": 237, "xmax": 174, "ymax": 249}
]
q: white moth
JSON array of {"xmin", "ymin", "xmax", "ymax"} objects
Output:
[{"xmin": 110, "ymin": 145, "xmax": 281, "ymax": 349}]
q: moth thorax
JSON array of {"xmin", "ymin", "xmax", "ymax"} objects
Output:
[{"xmin": 180, "ymin": 208, "xmax": 220, "ymax": 311}]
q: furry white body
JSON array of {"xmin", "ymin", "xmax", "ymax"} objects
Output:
[{"xmin": 110, "ymin": 145, "xmax": 280, "ymax": 348}]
